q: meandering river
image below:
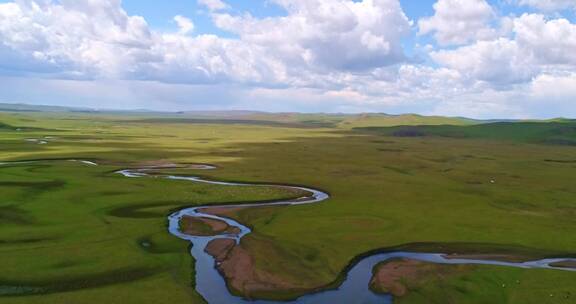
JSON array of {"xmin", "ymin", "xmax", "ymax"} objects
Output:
[
  {"xmin": 1, "ymin": 159, "xmax": 574, "ymax": 303},
  {"xmin": 117, "ymin": 164, "xmax": 576, "ymax": 304}
]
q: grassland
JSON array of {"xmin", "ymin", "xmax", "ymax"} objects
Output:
[{"xmin": 1, "ymin": 110, "xmax": 575, "ymax": 303}]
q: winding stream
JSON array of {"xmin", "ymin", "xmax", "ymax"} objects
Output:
[
  {"xmin": 118, "ymin": 165, "xmax": 576, "ymax": 304},
  {"xmin": 1, "ymin": 159, "xmax": 575, "ymax": 303}
]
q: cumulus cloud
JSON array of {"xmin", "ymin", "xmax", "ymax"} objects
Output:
[
  {"xmin": 513, "ymin": 14, "xmax": 576, "ymax": 65},
  {"xmin": 530, "ymin": 73, "xmax": 576, "ymax": 102},
  {"xmin": 430, "ymin": 38, "xmax": 536, "ymax": 85},
  {"xmin": 429, "ymin": 13, "xmax": 576, "ymax": 86},
  {"xmin": 0, "ymin": 0, "xmax": 411, "ymax": 85},
  {"xmin": 212, "ymin": 0, "xmax": 411, "ymax": 71},
  {"xmin": 0, "ymin": 0, "xmax": 285, "ymax": 84},
  {"xmin": 418, "ymin": 0, "xmax": 497, "ymax": 45},
  {"xmin": 0, "ymin": 0, "xmax": 154, "ymax": 79},
  {"xmin": 0, "ymin": 0, "xmax": 576, "ymax": 118},
  {"xmin": 520, "ymin": 73, "xmax": 576, "ymax": 118}
]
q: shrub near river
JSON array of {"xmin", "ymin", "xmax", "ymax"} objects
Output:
[{"xmin": 0, "ymin": 111, "xmax": 575, "ymax": 303}]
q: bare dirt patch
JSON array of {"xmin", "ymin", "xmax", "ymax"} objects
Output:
[
  {"xmin": 369, "ymin": 258, "xmax": 473, "ymax": 297},
  {"xmin": 199, "ymin": 206, "xmax": 246, "ymax": 218},
  {"xmin": 550, "ymin": 260, "xmax": 576, "ymax": 269},
  {"xmin": 180, "ymin": 216, "xmax": 240, "ymax": 236},
  {"xmin": 205, "ymin": 238, "xmax": 236, "ymax": 262},
  {"xmin": 203, "ymin": 238, "xmax": 316, "ymax": 300}
]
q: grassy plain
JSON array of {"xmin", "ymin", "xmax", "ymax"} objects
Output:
[{"xmin": 1, "ymin": 111, "xmax": 575, "ymax": 303}]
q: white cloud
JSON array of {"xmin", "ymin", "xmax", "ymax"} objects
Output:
[
  {"xmin": 420, "ymin": 11, "xmax": 576, "ymax": 118},
  {"xmin": 530, "ymin": 73, "xmax": 576, "ymax": 100},
  {"xmin": 0, "ymin": 0, "xmax": 411, "ymax": 86},
  {"xmin": 197, "ymin": 0, "xmax": 229, "ymax": 12},
  {"xmin": 212, "ymin": 0, "xmax": 411, "ymax": 71},
  {"xmin": 0, "ymin": 0, "xmax": 575, "ymax": 118},
  {"xmin": 174, "ymin": 15, "xmax": 194, "ymax": 35},
  {"xmin": 418, "ymin": 0, "xmax": 496, "ymax": 45},
  {"xmin": 514, "ymin": 14, "xmax": 576, "ymax": 65},
  {"xmin": 0, "ymin": 0, "xmax": 285, "ymax": 84},
  {"xmin": 515, "ymin": 0, "xmax": 576, "ymax": 12},
  {"xmin": 428, "ymin": 13, "xmax": 576, "ymax": 86},
  {"xmin": 0, "ymin": 0, "xmax": 154, "ymax": 78},
  {"xmin": 430, "ymin": 38, "xmax": 537, "ymax": 85}
]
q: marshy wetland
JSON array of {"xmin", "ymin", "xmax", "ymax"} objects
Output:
[{"xmin": 1, "ymin": 112, "xmax": 576, "ymax": 303}]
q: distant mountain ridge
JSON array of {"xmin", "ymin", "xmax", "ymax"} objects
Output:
[
  {"xmin": 0, "ymin": 102, "xmax": 571, "ymax": 129},
  {"xmin": 0, "ymin": 103, "xmax": 96, "ymax": 113}
]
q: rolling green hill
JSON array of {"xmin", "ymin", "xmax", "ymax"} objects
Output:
[{"xmin": 357, "ymin": 120, "xmax": 576, "ymax": 145}]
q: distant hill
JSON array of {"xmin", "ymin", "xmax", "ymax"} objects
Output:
[
  {"xmin": 1, "ymin": 102, "xmax": 571, "ymax": 130},
  {"xmin": 178, "ymin": 110, "xmax": 267, "ymax": 117},
  {"xmin": 0, "ymin": 102, "xmax": 479, "ymax": 128},
  {"xmin": 123, "ymin": 112, "xmax": 480, "ymax": 129},
  {"xmin": 0, "ymin": 122, "xmax": 15, "ymax": 130},
  {"xmin": 357, "ymin": 120, "xmax": 576, "ymax": 146},
  {"xmin": 0, "ymin": 103, "xmax": 96, "ymax": 113},
  {"xmin": 335, "ymin": 113, "xmax": 477, "ymax": 128},
  {"xmin": 207, "ymin": 112, "xmax": 478, "ymax": 128}
]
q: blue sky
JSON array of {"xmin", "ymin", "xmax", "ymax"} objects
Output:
[
  {"xmin": 0, "ymin": 0, "xmax": 575, "ymax": 118},
  {"xmin": 119, "ymin": 0, "xmax": 573, "ymax": 32},
  {"xmin": 117, "ymin": 0, "xmax": 573, "ymax": 46},
  {"xmin": 122, "ymin": 0, "xmax": 288, "ymax": 33}
]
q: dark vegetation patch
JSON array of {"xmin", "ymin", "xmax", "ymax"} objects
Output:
[
  {"xmin": 0, "ymin": 121, "xmax": 59, "ymax": 132},
  {"xmin": 99, "ymin": 190, "xmax": 130, "ymax": 196},
  {"xmin": 489, "ymin": 199, "xmax": 539, "ymax": 212},
  {"xmin": 377, "ymin": 148, "xmax": 404, "ymax": 152},
  {"xmin": 118, "ymin": 118, "xmax": 332, "ymax": 128},
  {"xmin": 544, "ymin": 159, "xmax": 576, "ymax": 163},
  {"xmin": 50, "ymin": 260, "xmax": 85, "ymax": 269},
  {"xmin": 57, "ymin": 135, "xmax": 101, "ymax": 141},
  {"xmin": 298, "ymin": 120, "xmax": 338, "ymax": 128},
  {"xmin": 0, "ymin": 206, "xmax": 34, "ymax": 225},
  {"xmin": 0, "ymin": 180, "xmax": 65, "ymax": 190},
  {"xmin": 58, "ymin": 134, "xmax": 153, "ymax": 141},
  {"xmin": 542, "ymin": 138, "xmax": 576, "ymax": 146},
  {"xmin": 356, "ymin": 121, "xmax": 576, "ymax": 145},
  {"xmin": 0, "ymin": 179, "xmax": 65, "ymax": 201},
  {"xmin": 107, "ymin": 202, "xmax": 182, "ymax": 219},
  {"xmin": 381, "ymin": 166, "xmax": 412, "ymax": 175},
  {"xmin": 0, "ymin": 158, "xmax": 81, "ymax": 164},
  {"xmin": 0, "ymin": 237, "xmax": 56, "ymax": 245},
  {"xmin": 0, "ymin": 267, "xmax": 163, "ymax": 297},
  {"xmin": 391, "ymin": 127, "xmax": 427, "ymax": 137},
  {"xmin": 0, "ymin": 122, "xmax": 15, "ymax": 130}
]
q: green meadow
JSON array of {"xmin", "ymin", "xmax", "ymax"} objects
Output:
[{"xmin": 1, "ymin": 111, "xmax": 575, "ymax": 303}]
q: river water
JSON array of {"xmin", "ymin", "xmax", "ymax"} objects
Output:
[
  {"xmin": 117, "ymin": 166, "xmax": 576, "ymax": 304},
  {"xmin": 0, "ymin": 160, "xmax": 572, "ymax": 303}
]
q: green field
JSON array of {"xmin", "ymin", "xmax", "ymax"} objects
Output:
[{"xmin": 1, "ymin": 111, "xmax": 575, "ymax": 303}]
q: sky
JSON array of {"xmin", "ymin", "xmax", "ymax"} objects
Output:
[{"xmin": 0, "ymin": 0, "xmax": 575, "ymax": 118}]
